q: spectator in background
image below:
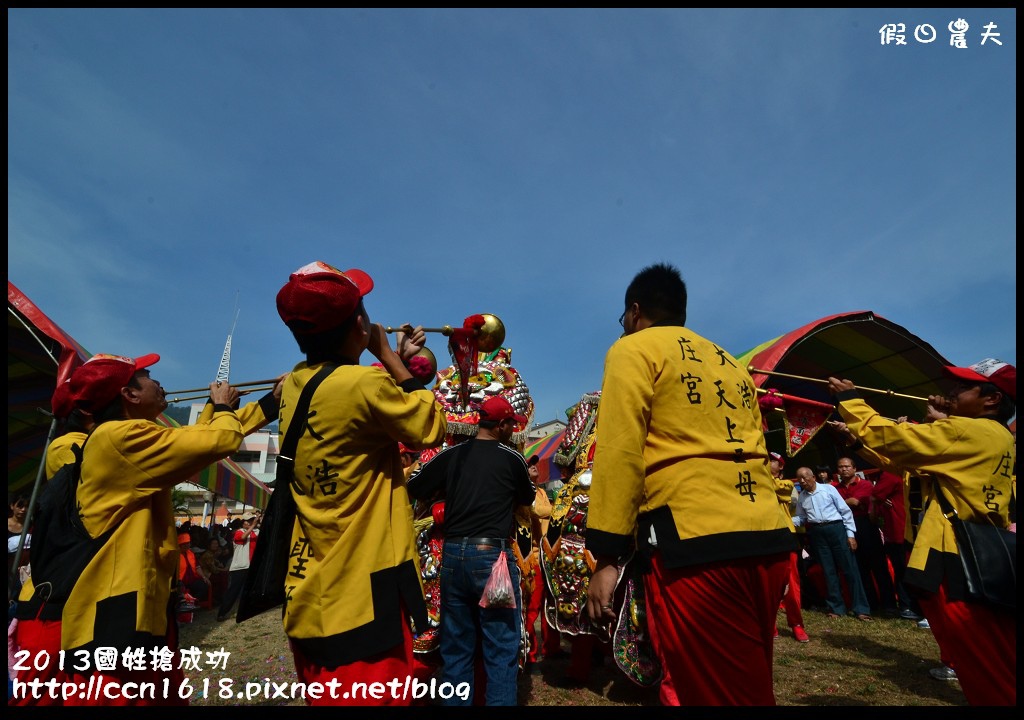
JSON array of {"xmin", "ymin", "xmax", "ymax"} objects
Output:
[
  {"xmin": 791, "ymin": 466, "xmax": 873, "ymax": 622},
  {"xmin": 815, "ymin": 465, "xmax": 833, "ymax": 486},
  {"xmin": 177, "ymin": 532, "xmax": 209, "ymax": 603},
  {"xmin": 835, "ymin": 457, "xmax": 898, "ymax": 616},
  {"xmin": 870, "ymin": 470, "xmax": 919, "ymax": 620},
  {"xmin": 399, "ymin": 443, "xmax": 422, "ymax": 482},
  {"xmin": 217, "ymin": 511, "xmax": 259, "ymax": 621},
  {"xmin": 200, "ymin": 537, "xmax": 230, "ymax": 603},
  {"xmin": 7, "ymin": 493, "xmax": 30, "ymax": 583}
]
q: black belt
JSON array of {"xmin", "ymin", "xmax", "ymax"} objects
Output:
[
  {"xmin": 446, "ymin": 536, "xmax": 510, "ymax": 548},
  {"xmin": 808, "ymin": 520, "xmax": 844, "ymax": 527}
]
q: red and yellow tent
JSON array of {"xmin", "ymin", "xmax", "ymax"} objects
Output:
[
  {"xmin": 734, "ymin": 310, "xmax": 952, "ymax": 463},
  {"xmin": 8, "ymin": 280, "xmax": 268, "ymax": 507},
  {"xmin": 522, "ymin": 429, "xmax": 567, "ymax": 486}
]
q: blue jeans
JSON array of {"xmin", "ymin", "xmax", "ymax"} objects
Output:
[
  {"xmin": 807, "ymin": 521, "xmax": 871, "ymax": 616},
  {"xmin": 440, "ymin": 539, "xmax": 522, "ymax": 706}
]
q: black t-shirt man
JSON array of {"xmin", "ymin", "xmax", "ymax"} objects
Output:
[{"xmin": 408, "ymin": 398, "xmax": 535, "ymax": 539}]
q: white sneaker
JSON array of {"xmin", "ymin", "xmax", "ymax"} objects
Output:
[
  {"xmin": 916, "ymin": 618, "xmax": 930, "ymax": 629},
  {"xmin": 929, "ymin": 665, "xmax": 957, "ymax": 681}
]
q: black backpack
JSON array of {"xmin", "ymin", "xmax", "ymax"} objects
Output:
[{"xmin": 15, "ymin": 440, "xmax": 116, "ymax": 621}]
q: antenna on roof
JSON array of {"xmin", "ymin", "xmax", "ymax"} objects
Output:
[{"xmin": 215, "ymin": 292, "xmax": 240, "ymax": 383}]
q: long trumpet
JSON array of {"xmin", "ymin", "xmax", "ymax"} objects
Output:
[
  {"xmin": 166, "ymin": 386, "xmax": 276, "ymax": 404},
  {"xmin": 165, "ymin": 378, "xmax": 282, "ymax": 395},
  {"xmin": 747, "ymin": 366, "xmax": 929, "ymax": 402},
  {"xmin": 384, "ymin": 313, "xmax": 505, "ymax": 353},
  {"xmin": 164, "ymin": 378, "xmax": 279, "ymax": 404}
]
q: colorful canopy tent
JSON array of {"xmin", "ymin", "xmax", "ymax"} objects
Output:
[
  {"xmin": 522, "ymin": 429, "xmax": 567, "ymax": 486},
  {"xmin": 8, "ymin": 281, "xmax": 90, "ymax": 495},
  {"xmin": 7, "ymin": 280, "xmax": 268, "ymax": 506},
  {"xmin": 734, "ymin": 310, "xmax": 953, "ymax": 467},
  {"xmin": 155, "ymin": 414, "xmax": 270, "ymax": 509}
]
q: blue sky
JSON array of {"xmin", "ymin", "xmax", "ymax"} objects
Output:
[{"xmin": 8, "ymin": 8, "xmax": 1016, "ymax": 427}]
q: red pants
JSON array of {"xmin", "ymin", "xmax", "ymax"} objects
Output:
[
  {"xmin": 779, "ymin": 550, "xmax": 804, "ymax": 628},
  {"xmin": 644, "ymin": 551, "xmax": 789, "ymax": 706},
  {"xmin": 291, "ymin": 615, "xmax": 416, "ymax": 706},
  {"xmin": 918, "ymin": 582, "xmax": 1016, "ymax": 705},
  {"xmin": 8, "ymin": 618, "xmax": 67, "ymax": 706}
]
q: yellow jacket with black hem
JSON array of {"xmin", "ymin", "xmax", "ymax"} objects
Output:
[
  {"xmin": 586, "ymin": 326, "xmax": 794, "ymax": 568},
  {"xmin": 280, "ymin": 362, "xmax": 447, "ymax": 668},
  {"xmin": 835, "ymin": 393, "xmax": 1015, "ymax": 599},
  {"xmin": 57, "ymin": 408, "xmax": 244, "ymax": 652}
]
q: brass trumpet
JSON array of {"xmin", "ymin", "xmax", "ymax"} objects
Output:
[
  {"xmin": 385, "ymin": 313, "xmax": 505, "ymax": 353},
  {"xmin": 165, "ymin": 385, "xmax": 278, "ymax": 404},
  {"xmin": 164, "ymin": 378, "xmax": 280, "ymax": 404}
]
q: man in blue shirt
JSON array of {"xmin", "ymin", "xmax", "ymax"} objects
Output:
[{"xmin": 792, "ymin": 466, "xmax": 873, "ymax": 621}]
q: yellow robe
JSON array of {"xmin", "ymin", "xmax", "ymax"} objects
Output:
[
  {"xmin": 836, "ymin": 395, "xmax": 1015, "ymax": 597},
  {"xmin": 62, "ymin": 408, "xmax": 244, "ymax": 652},
  {"xmin": 280, "ymin": 362, "xmax": 447, "ymax": 667},
  {"xmin": 587, "ymin": 326, "xmax": 793, "ymax": 566}
]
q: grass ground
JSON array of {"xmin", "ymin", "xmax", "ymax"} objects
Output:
[{"xmin": 179, "ymin": 605, "xmax": 967, "ymax": 707}]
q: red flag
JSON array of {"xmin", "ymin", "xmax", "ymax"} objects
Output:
[{"xmin": 781, "ymin": 396, "xmax": 834, "ymax": 457}]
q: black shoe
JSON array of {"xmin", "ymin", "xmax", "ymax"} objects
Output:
[{"xmin": 899, "ymin": 608, "xmax": 922, "ymax": 621}]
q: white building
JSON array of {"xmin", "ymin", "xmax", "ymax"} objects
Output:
[
  {"xmin": 174, "ymin": 403, "xmax": 280, "ymax": 525},
  {"xmin": 526, "ymin": 419, "xmax": 565, "ymax": 441}
]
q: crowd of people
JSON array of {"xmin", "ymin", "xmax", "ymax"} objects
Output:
[{"xmin": 7, "ymin": 260, "xmax": 1016, "ymax": 707}]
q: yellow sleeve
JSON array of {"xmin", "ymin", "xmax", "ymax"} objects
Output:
[
  {"xmin": 196, "ymin": 393, "xmax": 276, "ymax": 435},
  {"xmin": 366, "ymin": 376, "xmax": 448, "ymax": 450},
  {"xmin": 103, "ymin": 412, "xmax": 244, "ymax": 496}
]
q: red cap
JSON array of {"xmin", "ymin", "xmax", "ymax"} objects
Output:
[
  {"xmin": 70, "ymin": 353, "xmax": 160, "ymax": 412},
  {"xmin": 769, "ymin": 451, "xmax": 785, "ymax": 468},
  {"xmin": 276, "ymin": 261, "xmax": 373, "ymax": 334},
  {"xmin": 178, "ymin": 533, "xmax": 191, "ymax": 544},
  {"xmin": 398, "ymin": 442, "xmax": 420, "ymax": 457},
  {"xmin": 479, "ymin": 395, "xmax": 527, "ymax": 425},
  {"xmin": 944, "ymin": 358, "xmax": 1016, "ymax": 401},
  {"xmin": 51, "ymin": 379, "xmax": 75, "ymax": 420}
]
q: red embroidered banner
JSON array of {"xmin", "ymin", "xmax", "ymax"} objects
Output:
[{"xmin": 781, "ymin": 397, "xmax": 835, "ymax": 457}]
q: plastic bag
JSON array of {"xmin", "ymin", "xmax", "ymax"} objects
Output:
[{"xmin": 479, "ymin": 550, "xmax": 517, "ymax": 609}]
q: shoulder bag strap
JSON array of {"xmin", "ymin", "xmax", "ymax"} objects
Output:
[
  {"xmin": 278, "ymin": 363, "xmax": 337, "ymax": 467},
  {"xmin": 929, "ymin": 477, "xmax": 960, "ymax": 525}
]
